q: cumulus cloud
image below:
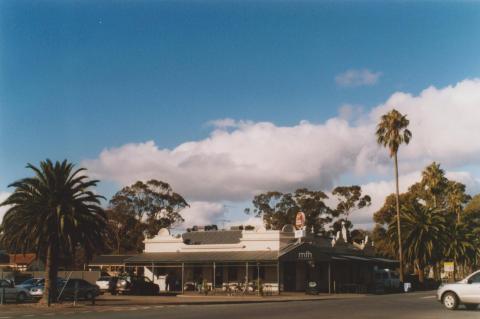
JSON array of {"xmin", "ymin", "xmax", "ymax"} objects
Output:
[
  {"xmin": 335, "ymin": 69, "xmax": 382, "ymax": 87},
  {"xmin": 84, "ymin": 119, "xmax": 372, "ymax": 201},
  {"xmin": 83, "ymin": 79, "xmax": 480, "ymax": 228},
  {"xmin": 178, "ymin": 201, "xmax": 227, "ymax": 229}
]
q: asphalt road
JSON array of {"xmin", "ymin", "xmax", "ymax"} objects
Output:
[{"xmin": 1, "ymin": 291, "xmax": 479, "ymax": 319}]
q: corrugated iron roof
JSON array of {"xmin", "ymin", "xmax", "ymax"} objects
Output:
[
  {"xmin": 182, "ymin": 230, "xmax": 242, "ymax": 245},
  {"xmin": 125, "ymin": 251, "xmax": 278, "ymax": 263}
]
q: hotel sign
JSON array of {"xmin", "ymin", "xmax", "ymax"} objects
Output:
[
  {"xmin": 298, "ymin": 250, "xmax": 313, "ymax": 260},
  {"xmin": 295, "ymin": 211, "xmax": 306, "ymax": 230}
]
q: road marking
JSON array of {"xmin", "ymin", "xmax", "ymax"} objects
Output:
[
  {"xmin": 22, "ymin": 315, "xmax": 34, "ymax": 318},
  {"xmin": 0, "ymin": 316, "xmax": 12, "ymax": 319},
  {"xmin": 420, "ymin": 295, "xmax": 436, "ymax": 299}
]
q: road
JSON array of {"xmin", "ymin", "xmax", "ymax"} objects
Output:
[{"xmin": 0, "ymin": 291, "xmax": 478, "ymax": 319}]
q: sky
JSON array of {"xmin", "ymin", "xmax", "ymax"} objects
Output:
[{"xmin": 1, "ymin": 1, "xmax": 480, "ymax": 231}]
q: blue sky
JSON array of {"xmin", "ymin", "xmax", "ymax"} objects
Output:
[{"xmin": 1, "ymin": 1, "xmax": 480, "ymax": 228}]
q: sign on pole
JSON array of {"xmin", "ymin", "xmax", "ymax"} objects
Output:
[
  {"xmin": 443, "ymin": 261, "xmax": 454, "ymax": 272},
  {"xmin": 295, "ymin": 211, "xmax": 306, "ymax": 230}
]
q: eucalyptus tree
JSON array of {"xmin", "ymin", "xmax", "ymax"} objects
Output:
[
  {"xmin": 109, "ymin": 180, "xmax": 188, "ymax": 239},
  {"xmin": 0, "ymin": 160, "xmax": 106, "ymax": 306},
  {"xmin": 376, "ymin": 109, "xmax": 412, "ymax": 282},
  {"xmin": 245, "ymin": 188, "xmax": 332, "ymax": 234},
  {"xmin": 332, "ymin": 185, "xmax": 371, "ymax": 222}
]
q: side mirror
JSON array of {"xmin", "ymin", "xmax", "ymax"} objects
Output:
[{"xmin": 467, "ymin": 279, "xmax": 473, "ymax": 284}]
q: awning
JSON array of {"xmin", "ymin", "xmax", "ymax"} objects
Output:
[
  {"xmin": 338, "ymin": 255, "xmax": 372, "ymax": 262},
  {"xmin": 89, "ymin": 255, "xmax": 133, "ymax": 266},
  {"xmin": 125, "ymin": 251, "xmax": 278, "ymax": 264}
]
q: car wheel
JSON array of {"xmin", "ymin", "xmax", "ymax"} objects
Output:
[
  {"xmin": 16, "ymin": 292, "xmax": 27, "ymax": 303},
  {"xmin": 465, "ymin": 304, "xmax": 478, "ymax": 310},
  {"xmin": 442, "ymin": 292, "xmax": 459, "ymax": 310}
]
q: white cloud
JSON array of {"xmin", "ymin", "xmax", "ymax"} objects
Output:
[
  {"xmin": 84, "ymin": 119, "xmax": 372, "ymax": 202},
  {"xmin": 83, "ymin": 79, "xmax": 480, "ymax": 229},
  {"xmin": 335, "ymin": 69, "xmax": 382, "ymax": 87},
  {"xmin": 178, "ymin": 201, "xmax": 227, "ymax": 229}
]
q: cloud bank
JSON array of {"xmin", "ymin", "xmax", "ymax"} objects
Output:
[{"xmin": 83, "ymin": 79, "xmax": 480, "ymax": 229}]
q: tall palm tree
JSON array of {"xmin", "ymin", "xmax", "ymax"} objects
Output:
[
  {"xmin": 421, "ymin": 162, "xmax": 448, "ymax": 208},
  {"xmin": 376, "ymin": 109, "xmax": 412, "ymax": 283},
  {"xmin": 388, "ymin": 202, "xmax": 446, "ymax": 283},
  {"xmin": 445, "ymin": 181, "xmax": 471, "ymax": 224},
  {"xmin": 0, "ymin": 160, "xmax": 106, "ymax": 306}
]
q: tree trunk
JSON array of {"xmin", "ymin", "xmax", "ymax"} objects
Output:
[
  {"xmin": 394, "ymin": 153, "xmax": 405, "ymax": 284},
  {"xmin": 41, "ymin": 242, "xmax": 58, "ymax": 306},
  {"xmin": 417, "ymin": 261, "xmax": 425, "ymax": 284}
]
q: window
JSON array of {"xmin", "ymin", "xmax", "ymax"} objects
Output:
[{"xmin": 468, "ymin": 272, "xmax": 480, "ymax": 283}]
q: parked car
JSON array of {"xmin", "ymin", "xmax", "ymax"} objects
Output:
[
  {"xmin": 437, "ymin": 270, "xmax": 480, "ymax": 310},
  {"xmin": 116, "ymin": 275, "xmax": 159, "ymax": 295},
  {"xmin": 0, "ymin": 279, "xmax": 31, "ymax": 303},
  {"xmin": 95, "ymin": 276, "xmax": 118, "ymax": 295},
  {"xmin": 57, "ymin": 279, "xmax": 100, "ymax": 301},
  {"xmin": 29, "ymin": 278, "xmax": 66, "ymax": 300},
  {"xmin": 16, "ymin": 278, "xmax": 44, "ymax": 290},
  {"xmin": 374, "ymin": 269, "xmax": 401, "ymax": 293}
]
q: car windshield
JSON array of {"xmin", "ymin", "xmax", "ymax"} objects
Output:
[
  {"xmin": 98, "ymin": 276, "xmax": 111, "ymax": 281},
  {"xmin": 20, "ymin": 278, "xmax": 41, "ymax": 286}
]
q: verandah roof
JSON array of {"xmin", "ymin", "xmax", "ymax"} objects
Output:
[{"xmin": 125, "ymin": 251, "xmax": 278, "ymax": 264}]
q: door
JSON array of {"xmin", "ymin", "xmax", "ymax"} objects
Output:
[
  {"xmin": 462, "ymin": 272, "xmax": 480, "ymax": 303},
  {"xmin": 283, "ymin": 262, "xmax": 296, "ymax": 291}
]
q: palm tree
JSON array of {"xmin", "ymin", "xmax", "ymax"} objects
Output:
[
  {"xmin": 445, "ymin": 181, "xmax": 471, "ymax": 224},
  {"xmin": 376, "ymin": 109, "xmax": 412, "ymax": 283},
  {"xmin": 444, "ymin": 222, "xmax": 478, "ymax": 280},
  {"xmin": 421, "ymin": 162, "xmax": 448, "ymax": 208},
  {"xmin": 388, "ymin": 202, "xmax": 446, "ymax": 283},
  {"xmin": 0, "ymin": 160, "xmax": 106, "ymax": 306}
]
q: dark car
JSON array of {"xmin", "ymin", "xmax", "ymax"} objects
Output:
[
  {"xmin": 116, "ymin": 276, "xmax": 159, "ymax": 295},
  {"xmin": 58, "ymin": 279, "xmax": 100, "ymax": 301}
]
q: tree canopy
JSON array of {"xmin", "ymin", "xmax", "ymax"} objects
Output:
[
  {"xmin": 0, "ymin": 159, "xmax": 106, "ymax": 305},
  {"xmin": 245, "ymin": 188, "xmax": 332, "ymax": 234},
  {"xmin": 107, "ymin": 180, "xmax": 188, "ymax": 252}
]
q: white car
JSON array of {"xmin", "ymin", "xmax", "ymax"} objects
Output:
[
  {"xmin": 0, "ymin": 279, "xmax": 31, "ymax": 303},
  {"xmin": 437, "ymin": 270, "xmax": 480, "ymax": 310}
]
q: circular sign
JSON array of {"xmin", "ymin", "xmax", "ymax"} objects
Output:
[{"xmin": 295, "ymin": 211, "xmax": 306, "ymax": 230}]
